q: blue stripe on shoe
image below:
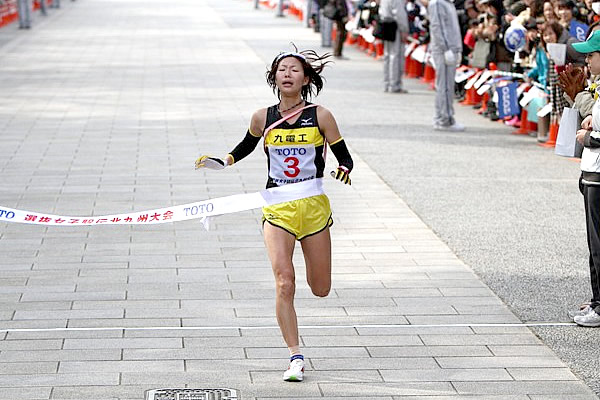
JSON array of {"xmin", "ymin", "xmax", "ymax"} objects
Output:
[{"xmin": 290, "ymin": 354, "xmax": 304, "ymax": 361}]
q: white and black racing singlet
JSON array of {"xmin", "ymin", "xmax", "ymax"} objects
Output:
[{"xmin": 263, "ymin": 103, "xmax": 325, "ymax": 189}]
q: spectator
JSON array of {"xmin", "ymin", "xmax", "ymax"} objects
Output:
[
  {"xmin": 525, "ymin": 0, "xmax": 545, "ymax": 18},
  {"xmin": 16, "ymin": 0, "xmax": 31, "ymax": 29},
  {"xmin": 461, "ymin": 0, "xmax": 482, "ymax": 59},
  {"xmin": 464, "ymin": 18, "xmax": 480, "ymax": 53},
  {"xmin": 557, "ymin": 0, "xmax": 575, "ymax": 28},
  {"xmin": 323, "ymin": 0, "xmax": 350, "ymax": 58},
  {"xmin": 380, "ymin": 0, "xmax": 410, "ymax": 92},
  {"xmin": 578, "ymin": 0, "xmax": 599, "ymax": 24},
  {"xmin": 559, "ymin": 22, "xmax": 600, "ymax": 118},
  {"xmin": 406, "ymin": 0, "xmax": 424, "ymax": 34},
  {"xmin": 425, "ymin": 0, "xmax": 465, "ymax": 131},
  {"xmin": 571, "ymin": 29, "xmax": 600, "ymax": 327},
  {"xmin": 543, "ymin": 0, "xmax": 559, "ymax": 23},
  {"xmin": 555, "ymin": 17, "xmax": 587, "ymax": 64},
  {"xmin": 541, "ymin": 22, "xmax": 571, "ymax": 122},
  {"xmin": 526, "ymin": 23, "xmax": 550, "ymax": 88}
]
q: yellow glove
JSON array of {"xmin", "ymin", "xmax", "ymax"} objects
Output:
[
  {"xmin": 330, "ymin": 166, "xmax": 351, "ymax": 185},
  {"xmin": 195, "ymin": 155, "xmax": 227, "ymax": 170}
]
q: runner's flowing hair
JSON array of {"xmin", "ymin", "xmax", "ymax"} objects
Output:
[{"xmin": 266, "ymin": 45, "xmax": 332, "ymax": 100}]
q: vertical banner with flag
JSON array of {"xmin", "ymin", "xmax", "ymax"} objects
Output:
[{"xmin": 497, "ymin": 82, "xmax": 520, "ymax": 119}]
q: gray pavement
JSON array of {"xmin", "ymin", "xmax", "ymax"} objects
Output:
[{"xmin": 0, "ymin": 0, "xmax": 598, "ymax": 399}]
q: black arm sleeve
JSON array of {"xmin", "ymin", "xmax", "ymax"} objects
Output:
[
  {"xmin": 329, "ymin": 138, "xmax": 353, "ymax": 171},
  {"xmin": 228, "ymin": 130, "xmax": 261, "ymax": 164}
]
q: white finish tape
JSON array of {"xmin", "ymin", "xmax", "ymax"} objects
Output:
[{"xmin": 0, "ymin": 179, "xmax": 324, "ymax": 226}]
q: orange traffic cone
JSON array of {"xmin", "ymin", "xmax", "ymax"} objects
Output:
[
  {"xmin": 408, "ymin": 60, "xmax": 423, "ymax": 78},
  {"xmin": 346, "ymin": 32, "xmax": 356, "ymax": 45},
  {"xmin": 421, "ymin": 63, "xmax": 435, "ymax": 84},
  {"xmin": 477, "ymin": 92, "xmax": 489, "ymax": 115},
  {"xmin": 405, "ymin": 55, "xmax": 414, "ymax": 77},
  {"xmin": 540, "ymin": 117, "xmax": 559, "ymax": 147},
  {"xmin": 460, "ymin": 87, "xmax": 482, "ymax": 106},
  {"xmin": 375, "ymin": 40, "xmax": 384, "ymax": 59},
  {"xmin": 367, "ymin": 42, "xmax": 376, "ymax": 56}
]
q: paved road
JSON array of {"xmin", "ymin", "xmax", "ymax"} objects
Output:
[{"xmin": 0, "ymin": 0, "xmax": 598, "ymax": 399}]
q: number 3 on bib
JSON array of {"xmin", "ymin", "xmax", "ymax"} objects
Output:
[
  {"xmin": 268, "ymin": 145, "xmax": 317, "ymax": 184},
  {"xmin": 284, "ymin": 157, "xmax": 300, "ymax": 178}
]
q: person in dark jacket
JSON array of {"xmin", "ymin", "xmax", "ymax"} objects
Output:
[{"xmin": 326, "ymin": 0, "xmax": 350, "ymax": 57}]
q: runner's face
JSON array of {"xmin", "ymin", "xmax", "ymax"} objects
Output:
[{"xmin": 275, "ymin": 57, "xmax": 309, "ymax": 97}]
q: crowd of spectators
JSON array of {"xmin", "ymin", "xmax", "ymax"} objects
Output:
[{"xmin": 310, "ymin": 0, "xmax": 600, "ymax": 137}]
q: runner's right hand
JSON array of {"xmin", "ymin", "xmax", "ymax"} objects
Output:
[
  {"xmin": 331, "ymin": 166, "xmax": 351, "ymax": 185},
  {"xmin": 195, "ymin": 155, "xmax": 227, "ymax": 170}
]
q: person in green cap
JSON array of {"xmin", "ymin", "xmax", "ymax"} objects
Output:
[{"xmin": 571, "ymin": 29, "xmax": 600, "ymax": 327}]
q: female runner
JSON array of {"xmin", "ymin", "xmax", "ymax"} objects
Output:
[{"xmin": 195, "ymin": 49, "xmax": 353, "ymax": 381}]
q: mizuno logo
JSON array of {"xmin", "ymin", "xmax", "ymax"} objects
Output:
[{"xmin": 300, "ymin": 118, "xmax": 313, "ymax": 126}]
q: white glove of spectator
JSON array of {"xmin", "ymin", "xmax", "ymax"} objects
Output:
[{"xmin": 444, "ymin": 49, "xmax": 456, "ymax": 65}]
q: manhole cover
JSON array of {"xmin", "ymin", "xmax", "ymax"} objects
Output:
[{"xmin": 145, "ymin": 388, "xmax": 239, "ymax": 400}]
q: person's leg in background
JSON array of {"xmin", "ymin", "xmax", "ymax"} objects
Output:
[
  {"xmin": 333, "ymin": 19, "xmax": 346, "ymax": 57},
  {"xmin": 320, "ymin": 11, "xmax": 333, "ymax": 47},
  {"xmin": 17, "ymin": 0, "xmax": 31, "ymax": 28},
  {"xmin": 432, "ymin": 52, "xmax": 451, "ymax": 126},
  {"xmin": 39, "ymin": 0, "xmax": 47, "ymax": 16},
  {"xmin": 444, "ymin": 61, "xmax": 456, "ymax": 125},
  {"xmin": 383, "ymin": 40, "xmax": 391, "ymax": 92},
  {"xmin": 575, "ymin": 184, "xmax": 600, "ymax": 327},
  {"xmin": 387, "ymin": 36, "xmax": 406, "ymax": 93}
]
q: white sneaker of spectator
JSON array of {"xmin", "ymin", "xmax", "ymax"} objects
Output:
[{"xmin": 574, "ymin": 308, "xmax": 600, "ymax": 327}]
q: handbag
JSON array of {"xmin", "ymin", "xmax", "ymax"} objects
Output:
[
  {"xmin": 471, "ymin": 39, "xmax": 491, "ymax": 69},
  {"xmin": 323, "ymin": 1, "xmax": 339, "ymax": 20},
  {"xmin": 555, "ymin": 107, "xmax": 580, "ymax": 157},
  {"xmin": 373, "ymin": 18, "xmax": 398, "ymax": 41}
]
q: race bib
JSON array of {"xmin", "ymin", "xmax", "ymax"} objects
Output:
[{"xmin": 268, "ymin": 145, "xmax": 316, "ymax": 185}]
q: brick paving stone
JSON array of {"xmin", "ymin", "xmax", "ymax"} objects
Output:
[
  {"xmin": 453, "ymin": 381, "xmax": 594, "ymax": 395},
  {"xmin": 0, "ymin": 387, "xmax": 52, "ymax": 400}
]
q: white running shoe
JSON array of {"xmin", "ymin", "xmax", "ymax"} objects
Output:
[
  {"xmin": 283, "ymin": 357, "xmax": 304, "ymax": 382},
  {"xmin": 569, "ymin": 305, "xmax": 592, "ymax": 318},
  {"xmin": 574, "ymin": 309, "xmax": 600, "ymax": 327}
]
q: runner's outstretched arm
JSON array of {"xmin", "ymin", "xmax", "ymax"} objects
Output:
[{"xmin": 195, "ymin": 108, "xmax": 267, "ymax": 169}]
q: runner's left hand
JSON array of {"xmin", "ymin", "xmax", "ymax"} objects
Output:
[
  {"xmin": 331, "ymin": 166, "xmax": 351, "ymax": 185},
  {"xmin": 195, "ymin": 155, "xmax": 227, "ymax": 170}
]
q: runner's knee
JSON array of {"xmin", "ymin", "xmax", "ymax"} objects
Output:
[
  {"xmin": 275, "ymin": 275, "xmax": 296, "ymax": 299},
  {"xmin": 309, "ymin": 283, "xmax": 330, "ymax": 297}
]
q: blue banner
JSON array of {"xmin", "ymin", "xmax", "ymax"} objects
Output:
[
  {"xmin": 497, "ymin": 82, "xmax": 520, "ymax": 118},
  {"xmin": 570, "ymin": 20, "xmax": 589, "ymax": 42}
]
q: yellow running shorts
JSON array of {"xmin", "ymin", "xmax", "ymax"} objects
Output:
[{"xmin": 262, "ymin": 193, "xmax": 333, "ymax": 240}]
